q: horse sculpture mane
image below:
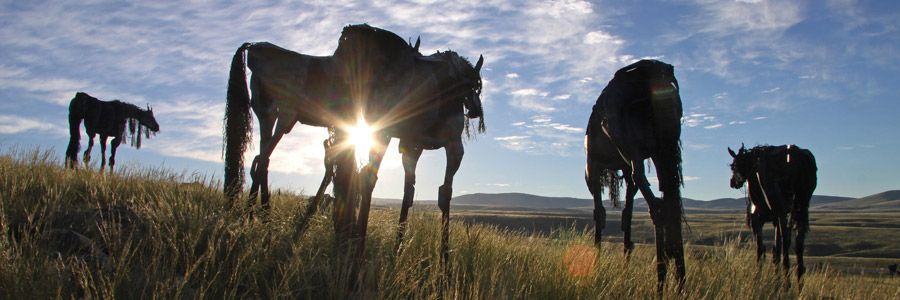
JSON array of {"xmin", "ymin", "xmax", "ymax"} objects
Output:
[
  {"xmin": 339, "ymin": 24, "xmax": 413, "ymax": 54},
  {"xmin": 119, "ymin": 101, "xmax": 157, "ymax": 148},
  {"xmin": 432, "ymin": 50, "xmax": 485, "ymax": 138}
]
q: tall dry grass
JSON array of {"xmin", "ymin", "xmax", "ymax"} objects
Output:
[{"xmin": 1, "ymin": 146, "xmax": 897, "ymax": 299}]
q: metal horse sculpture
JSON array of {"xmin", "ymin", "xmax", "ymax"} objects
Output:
[
  {"xmin": 377, "ymin": 51, "xmax": 484, "ymax": 262},
  {"xmin": 584, "ymin": 59, "xmax": 685, "ymax": 290},
  {"xmin": 329, "ymin": 24, "xmax": 428, "ymax": 240},
  {"xmin": 65, "ymin": 92, "xmax": 159, "ymax": 172},
  {"xmin": 728, "ymin": 144, "xmax": 817, "ymax": 281},
  {"xmin": 330, "ymin": 25, "xmax": 486, "ymax": 265},
  {"xmin": 304, "ymin": 49, "xmax": 485, "ymax": 263},
  {"xmin": 223, "ymin": 41, "xmax": 358, "ymax": 215}
]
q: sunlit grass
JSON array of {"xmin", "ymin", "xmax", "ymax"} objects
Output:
[{"xmin": 1, "ymin": 146, "xmax": 898, "ymax": 299}]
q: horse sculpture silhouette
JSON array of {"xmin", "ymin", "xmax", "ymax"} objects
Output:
[
  {"xmin": 222, "ymin": 40, "xmax": 362, "ymax": 216},
  {"xmin": 584, "ymin": 59, "xmax": 685, "ymax": 291},
  {"xmin": 65, "ymin": 92, "xmax": 159, "ymax": 172},
  {"xmin": 329, "ymin": 24, "xmax": 431, "ymax": 241},
  {"xmin": 302, "ymin": 47, "xmax": 485, "ymax": 264},
  {"xmin": 728, "ymin": 144, "xmax": 817, "ymax": 281}
]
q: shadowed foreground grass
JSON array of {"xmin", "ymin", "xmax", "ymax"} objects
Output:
[{"xmin": 1, "ymin": 147, "xmax": 898, "ymax": 299}]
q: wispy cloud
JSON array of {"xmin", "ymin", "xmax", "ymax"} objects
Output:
[
  {"xmin": 0, "ymin": 115, "xmax": 65, "ymax": 136},
  {"xmin": 496, "ymin": 115, "xmax": 583, "ymax": 156}
]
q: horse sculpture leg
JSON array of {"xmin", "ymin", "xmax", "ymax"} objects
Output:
[
  {"xmin": 247, "ymin": 116, "xmax": 284, "ymax": 219},
  {"xmin": 99, "ymin": 136, "xmax": 109, "ymax": 170},
  {"xmin": 355, "ymin": 134, "xmax": 391, "ymax": 262},
  {"xmin": 662, "ymin": 190, "xmax": 686, "ymax": 290},
  {"xmin": 109, "ymin": 137, "xmax": 121, "ymax": 173},
  {"xmin": 752, "ymin": 213, "xmax": 766, "ymax": 261},
  {"xmin": 794, "ymin": 191, "xmax": 812, "ymax": 281},
  {"xmin": 298, "ymin": 139, "xmax": 336, "ymax": 233},
  {"xmin": 439, "ymin": 141, "xmax": 464, "ymax": 269},
  {"xmin": 396, "ymin": 147, "xmax": 423, "ymax": 252},
  {"xmin": 584, "ymin": 159, "xmax": 607, "ymax": 249},
  {"xmin": 656, "ymin": 151, "xmax": 686, "ymax": 291},
  {"xmin": 331, "ymin": 138, "xmax": 358, "ymax": 241},
  {"xmin": 629, "ymin": 159, "xmax": 669, "ymax": 292},
  {"xmin": 621, "ymin": 178, "xmax": 638, "ymax": 258},
  {"xmin": 748, "ymin": 185, "xmax": 767, "ymax": 262},
  {"xmin": 83, "ymin": 133, "xmax": 95, "ymax": 167},
  {"xmin": 777, "ymin": 213, "xmax": 792, "ymax": 272}
]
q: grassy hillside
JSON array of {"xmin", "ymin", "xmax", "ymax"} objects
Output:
[
  {"xmin": 446, "ymin": 192, "xmax": 880, "ymax": 213},
  {"xmin": 2, "ymin": 147, "xmax": 898, "ymax": 299}
]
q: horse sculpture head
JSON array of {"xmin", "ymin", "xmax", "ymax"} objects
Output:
[
  {"xmin": 452, "ymin": 53, "xmax": 484, "ymax": 119},
  {"xmin": 728, "ymin": 144, "xmax": 752, "ymax": 189},
  {"xmin": 438, "ymin": 51, "xmax": 485, "ymax": 135},
  {"xmin": 141, "ymin": 104, "xmax": 160, "ymax": 132}
]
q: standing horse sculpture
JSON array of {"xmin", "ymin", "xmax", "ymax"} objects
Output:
[
  {"xmin": 584, "ymin": 59, "xmax": 685, "ymax": 291},
  {"xmin": 65, "ymin": 92, "xmax": 159, "ymax": 172},
  {"xmin": 382, "ymin": 51, "xmax": 484, "ymax": 262},
  {"xmin": 303, "ymin": 49, "xmax": 485, "ymax": 263},
  {"xmin": 331, "ymin": 24, "xmax": 428, "ymax": 241},
  {"xmin": 223, "ymin": 41, "xmax": 357, "ymax": 217},
  {"xmin": 331, "ymin": 24, "xmax": 485, "ymax": 266},
  {"xmin": 728, "ymin": 144, "xmax": 817, "ymax": 281}
]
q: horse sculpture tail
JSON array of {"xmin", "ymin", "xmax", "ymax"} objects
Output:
[
  {"xmin": 603, "ymin": 169, "xmax": 622, "ymax": 208},
  {"xmin": 223, "ymin": 43, "xmax": 253, "ymax": 202},
  {"xmin": 790, "ymin": 148, "xmax": 817, "ymax": 234},
  {"xmin": 65, "ymin": 93, "xmax": 85, "ymax": 167}
]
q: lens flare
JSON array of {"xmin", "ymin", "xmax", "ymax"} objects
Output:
[
  {"xmin": 564, "ymin": 244, "xmax": 596, "ymax": 277},
  {"xmin": 346, "ymin": 117, "xmax": 374, "ymax": 167}
]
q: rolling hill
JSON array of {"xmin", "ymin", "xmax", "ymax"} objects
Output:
[{"xmin": 415, "ymin": 191, "xmax": 898, "ymax": 213}]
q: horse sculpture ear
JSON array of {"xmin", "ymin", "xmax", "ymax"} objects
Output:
[
  {"xmin": 413, "ymin": 36, "xmax": 420, "ymax": 52},
  {"xmin": 728, "ymin": 147, "xmax": 737, "ymax": 158},
  {"xmin": 475, "ymin": 55, "xmax": 484, "ymax": 72}
]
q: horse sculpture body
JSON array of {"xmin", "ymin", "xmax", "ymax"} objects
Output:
[
  {"xmin": 223, "ymin": 41, "xmax": 353, "ymax": 215},
  {"xmin": 584, "ymin": 59, "xmax": 685, "ymax": 291},
  {"xmin": 728, "ymin": 144, "xmax": 817, "ymax": 281},
  {"xmin": 65, "ymin": 92, "xmax": 159, "ymax": 172}
]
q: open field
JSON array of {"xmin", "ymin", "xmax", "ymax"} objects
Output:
[
  {"xmin": 450, "ymin": 208, "xmax": 900, "ymax": 271},
  {"xmin": 2, "ymin": 148, "xmax": 899, "ymax": 299}
]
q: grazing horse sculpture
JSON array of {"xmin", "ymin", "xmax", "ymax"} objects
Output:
[
  {"xmin": 222, "ymin": 41, "xmax": 356, "ymax": 215},
  {"xmin": 584, "ymin": 59, "xmax": 685, "ymax": 290},
  {"xmin": 728, "ymin": 144, "xmax": 817, "ymax": 281},
  {"xmin": 65, "ymin": 92, "xmax": 159, "ymax": 172}
]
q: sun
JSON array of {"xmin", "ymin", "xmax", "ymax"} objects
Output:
[{"xmin": 346, "ymin": 117, "xmax": 374, "ymax": 166}]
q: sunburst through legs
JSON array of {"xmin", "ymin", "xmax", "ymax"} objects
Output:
[{"xmin": 346, "ymin": 116, "xmax": 374, "ymax": 167}]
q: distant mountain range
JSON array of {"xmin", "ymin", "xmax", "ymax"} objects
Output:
[{"xmin": 375, "ymin": 190, "xmax": 900, "ymax": 213}]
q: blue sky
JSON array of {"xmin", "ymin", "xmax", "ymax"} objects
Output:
[{"xmin": 1, "ymin": 0, "xmax": 898, "ymax": 201}]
